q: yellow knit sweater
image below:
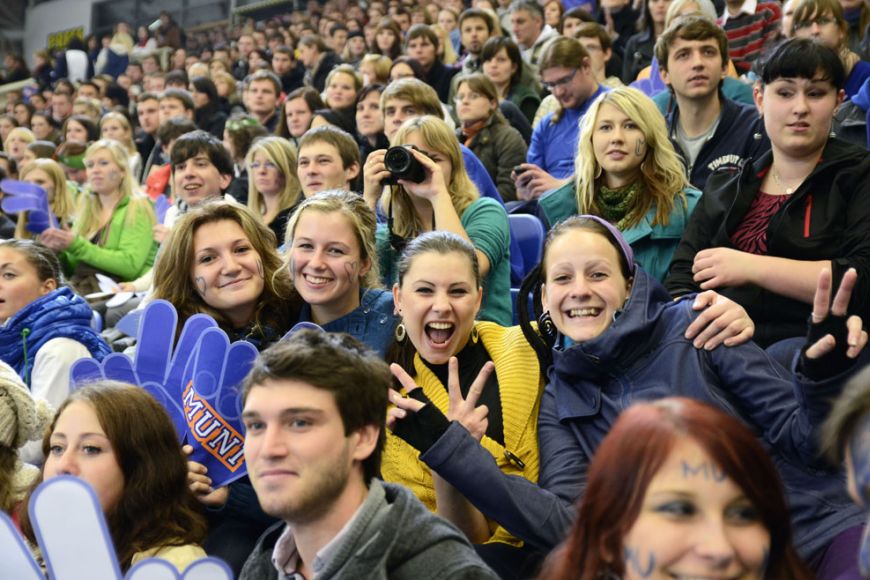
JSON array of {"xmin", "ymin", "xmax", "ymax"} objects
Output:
[{"xmin": 382, "ymin": 321, "xmax": 544, "ymax": 546}]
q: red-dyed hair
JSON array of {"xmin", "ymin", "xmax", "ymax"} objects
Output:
[{"xmin": 539, "ymin": 397, "xmax": 811, "ymax": 580}]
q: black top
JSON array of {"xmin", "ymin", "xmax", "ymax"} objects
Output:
[{"xmin": 422, "ymin": 335, "xmax": 505, "ymax": 446}]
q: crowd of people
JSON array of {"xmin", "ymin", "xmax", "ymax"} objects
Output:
[{"xmin": 2, "ymin": 0, "xmax": 870, "ymax": 576}]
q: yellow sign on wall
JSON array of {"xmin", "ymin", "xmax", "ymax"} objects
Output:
[{"xmin": 47, "ymin": 27, "xmax": 85, "ymax": 52}]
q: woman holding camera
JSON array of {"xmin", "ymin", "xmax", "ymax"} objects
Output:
[{"xmin": 363, "ymin": 115, "xmax": 512, "ymax": 326}]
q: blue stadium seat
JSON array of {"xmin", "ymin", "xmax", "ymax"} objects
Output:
[{"xmin": 508, "ymin": 214, "xmax": 545, "ymax": 282}]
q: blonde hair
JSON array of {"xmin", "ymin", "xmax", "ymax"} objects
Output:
[
  {"xmin": 283, "ymin": 189, "xmax": 381, "ymax": 289},
  {"xmin": 152, "ymin": 200, "xmax": 294, "ymax": 333},
  {"xmin": 245, "ymin": 136, "xmax": 303, "ymax": 223},
  {"xmin": 574, "ymin": 88, "xmax": 688, "ymax": 228},
  {"xmin": 383, "ymin": 116, "xmax": 479, "ymax": 239},
  {"xmin": 431, "ymin": 24, "xmax": 458, "ymax": 65},
  {"xmin": 3, "ymin": 127, "xmax": 35, "ymax": 154},
  {"xmin": 325, "ymin": 65, "xmax": 363, "ymax": 99},
  {"xmin": 16, "ymin": 159, "xmax": 76, "ymax": 240},
  {"xmin": 76, "ymin": 139, "xmax": 154, "ymax": 240},
  {"xmin": 100, "ymin": 112, "xmax": 137, "ymax": 155},
  {"xmin": 360, "ymin": 54, "xmax": 393, "ymax": 84}
]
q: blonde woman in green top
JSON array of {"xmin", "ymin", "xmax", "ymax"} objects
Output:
[{"xmin": 40, "ymin": 139, "xmax": 157, "ymax": 293}]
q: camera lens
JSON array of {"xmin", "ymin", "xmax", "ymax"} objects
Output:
[{"xmin": 384, "ymin": 147, "xmax": 412, "ymax": 173}]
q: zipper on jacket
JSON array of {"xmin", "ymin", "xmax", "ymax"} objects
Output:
[{"xmin": 804, "ymin": 194, "xmax": 813, "ymax": 238}]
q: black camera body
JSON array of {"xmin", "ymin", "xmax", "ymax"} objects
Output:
[{"xmin": 382, "ymin": 145, "xmax": 427, "ymax": 185}]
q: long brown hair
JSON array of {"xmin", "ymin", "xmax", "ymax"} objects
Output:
[
  {"xmin": 20, "ymin": 383, "xmax": 207, "ymax": 570},
  {"xmin": 539, "ymin": 397, "xmax": 812, "ymax": 580},
  {"xmin": 151, "ymin": 200, "xmax": 296, "ymax": 335}
]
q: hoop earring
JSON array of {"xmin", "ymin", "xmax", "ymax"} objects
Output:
[
  {"xmin": 394, "ymin": 323, "xmax": 406, "ymax": 343},
  {"xmin": 538, "ymin": 311, "xmax": 556, "ymax": 342},
  {"xmin": 470, "ymin": 325, "xmax": 479, "ymax": 343}
]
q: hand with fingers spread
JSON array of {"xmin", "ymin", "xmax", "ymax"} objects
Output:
[
  {"xmin": 684, "ymin": 290, "xmax": 755, "ymax": 350},
  {"xmin": 800, "ymin": 268, "xmax": 868, "ymax": 379},
  {"xmin": 446, "ymin": 357, "xmax": 493, "ymax": 442},
  {"xmin": 388, "ymin": 358, "xmax": 493, "ymax": 450}
]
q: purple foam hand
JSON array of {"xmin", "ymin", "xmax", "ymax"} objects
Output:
[
  {"xmin": 0, "ymin": 179, "xmax": 58, "ymax": 229},
  {"xmin": 181, "ymin": 327, "xmax": 258, "ymax": 488},
  {"xmin": 3, "ymin": 476, "xmax": 232, "ymax": 580},
  {"xmin": 154, "ymin": 194, "xmax": 171, "ymax": 224},
  {"xmin": 70, "ymin": 301, "xmax": 219, "ymax": 440}
]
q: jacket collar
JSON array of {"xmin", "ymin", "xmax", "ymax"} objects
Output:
[{"xmin": 549, "ymin": 268, "xmax": 673, "ymax": 420}]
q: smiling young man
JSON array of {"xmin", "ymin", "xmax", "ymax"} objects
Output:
[
  {"xmin": 296, "ymin": 126, "xmax": 361, "ymax": 197},
  {"xmin": 239, "ymin": 331, "xmax": 498, "ymax": 580},
  {"xmin": 655, "ymin": 16, "xmax": 769, "ymax": 190}
]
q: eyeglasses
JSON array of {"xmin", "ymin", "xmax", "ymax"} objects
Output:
[
  {"xmin": 541, "ymin": 69, "xmax": 578, "ymax": 92},
  {"xmin": 249, "ymin": 160, "xmax": 278, "ymax": 170},
  {"xmin": 454, "ymin": 91, "xmax": 485, "ymax": 103},
  {"xmin": 792, "ymin": 16, "xmax": 836, "ymax": 30}
]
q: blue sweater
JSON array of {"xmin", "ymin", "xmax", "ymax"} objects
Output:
[
  {"xmin": 527, "ymin": 85, "xmax": 608, "ymax": 179},
  {"xmin": 419, "ymin": 268, "xmax": 864, "ymax": 560}
]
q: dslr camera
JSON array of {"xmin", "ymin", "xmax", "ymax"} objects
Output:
[{"xmin": 382, "ymin": 145, "xmax": 429, "ymax": 185}]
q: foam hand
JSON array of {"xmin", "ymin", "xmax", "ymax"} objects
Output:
[
  {"xmin": 154, "ymin": 194, "xmax": 171, "ymax": 224},
  {"xmin": 0, "ymin": 179, "xmax": 58, "ymax": 233},
  {"xmin": 1, "ymin": 476, "xmax": 231, "ymax": 580},
  {"xmin": 181, "ymin": 327, "xmax": 258, "ymax": 488},
  {"xmin": 70, "ymin": 300, "xmax": 219, "ymax": 438}
]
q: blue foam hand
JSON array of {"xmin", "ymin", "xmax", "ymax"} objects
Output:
[
  {"xmin": 181, "ymin": 327, "xmax": 258, "ymax": 488},
  {"xmin": 26, "ymin": 210, "xmax": 52, "ymax": 234},
  {"xmin": 0, "ymin": 178, "xmax": 57, "ymax": 229},
  {"xmin": 4, "ymin": 477, "xmax": 231, "ymax": 580},
  {"xmin": 280, "ymin": 321, "xmax": 325, "ymax": 341},
  {"xmin": 70, "ymin": 301, "xmax": 219, "ymax": 439},
  {"xmin": 154, "ymin": 194, "xmax": 171, "ymax": 224}
]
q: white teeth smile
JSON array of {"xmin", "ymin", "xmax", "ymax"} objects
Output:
[
  {"xmin": 305, "ymin": 275, "xmax": 331, "ymax": 284},
  {"xmin": 567, "ymin": 308, "xmax": 601, "ymax": 318},
  {"xmin": 427, "ymin": 322, "xmax": 453, "ymax": 329}
]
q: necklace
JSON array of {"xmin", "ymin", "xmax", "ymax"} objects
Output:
[{"xmin": 770, "ymin": 166, "xmax": 806, "ymax": 195}]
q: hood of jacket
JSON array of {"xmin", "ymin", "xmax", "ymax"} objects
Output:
[{"xmin": 548, "ymin": 267, "xmax": 676, "ymax": 398}]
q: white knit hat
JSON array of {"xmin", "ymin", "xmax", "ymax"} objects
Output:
[{"xmin": 0, "ymin": 361, "xmax": 53, "ymax": 450}]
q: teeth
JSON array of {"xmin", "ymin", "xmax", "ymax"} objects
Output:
[
  {"xmin": 568, "ymin": 308, "xmax": 600, "ymax": 318},
  {"xmin": 305, "ymin": 275, "xmax": 331, "ymax": 284},
  {"xmin": 427, "ymin": 322, "xmax": 453, "ymax": 329}
]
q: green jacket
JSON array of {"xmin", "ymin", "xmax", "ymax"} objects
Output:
[
  {"xmin": 61, "ymin": 195, "xmax": 158, "ymax": 282},
  {"xmin": 538, "ymin": 181, "xmax": 700, "ymax": 282}
]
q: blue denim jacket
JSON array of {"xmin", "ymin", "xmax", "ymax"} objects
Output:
[{"xmin": 297, "ymin": 288, "xmax": 397, "ymax": 358}]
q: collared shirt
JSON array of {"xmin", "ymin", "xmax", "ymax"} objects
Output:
[
  {"xmin": 271, "ymin": 499, "xmax": 368, "ymax": 579},
  {"xmin": 720, "ymin": 0, "xmax": 758, "ymax": 25}
]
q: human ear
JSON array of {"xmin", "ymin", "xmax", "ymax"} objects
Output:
[
  {"xmin": 41, "ymin": 278, "xmax": 57, "ymax": 295},
  {"xmin": 351, "ymin": 424, "xmax": 380, "ymax": 462}
]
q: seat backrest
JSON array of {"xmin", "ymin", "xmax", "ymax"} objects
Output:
[{"xmin": 508, "ymin": 214, "xmax": 546, "ymax": 281}]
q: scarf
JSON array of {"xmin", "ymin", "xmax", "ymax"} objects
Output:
[{"xmin": 597, "ymin": 181, "xmax": 642, "ymax": 231}]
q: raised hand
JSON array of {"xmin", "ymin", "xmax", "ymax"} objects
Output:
[
  {"xmin": 446, "ymin": 357, "xmax": 493, "ymax": 442},
  {"xmin": 804, "ymin": 268, "xmax": 867, "ymax": 361}
]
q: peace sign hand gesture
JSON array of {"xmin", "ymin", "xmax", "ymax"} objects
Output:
[
  {"xmin": 387, "ymin": 358, "xmax": 494, "ymax": 449},
  {"xmin": 801, "ymin": 268, "xmax": 868, "ymax": 379},
  {"xmin": 446, "ymin": 357, "xmax": 493, "ymax": 442}
]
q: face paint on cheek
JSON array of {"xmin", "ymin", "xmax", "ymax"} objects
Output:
[
  {"xmin": 624, "ymin": 547, "xmax": 655, "ymax": 578},
  {"xmin": 195, "ymin": 276, "xmax": 207, "ymax": 296},
  {"xmin": 635, "ymin": 139, "xmax": 646, "ymax": 157},
  {"xmin": 256, "ymin": 259, "xmax": 264, "ymax": 279}
]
